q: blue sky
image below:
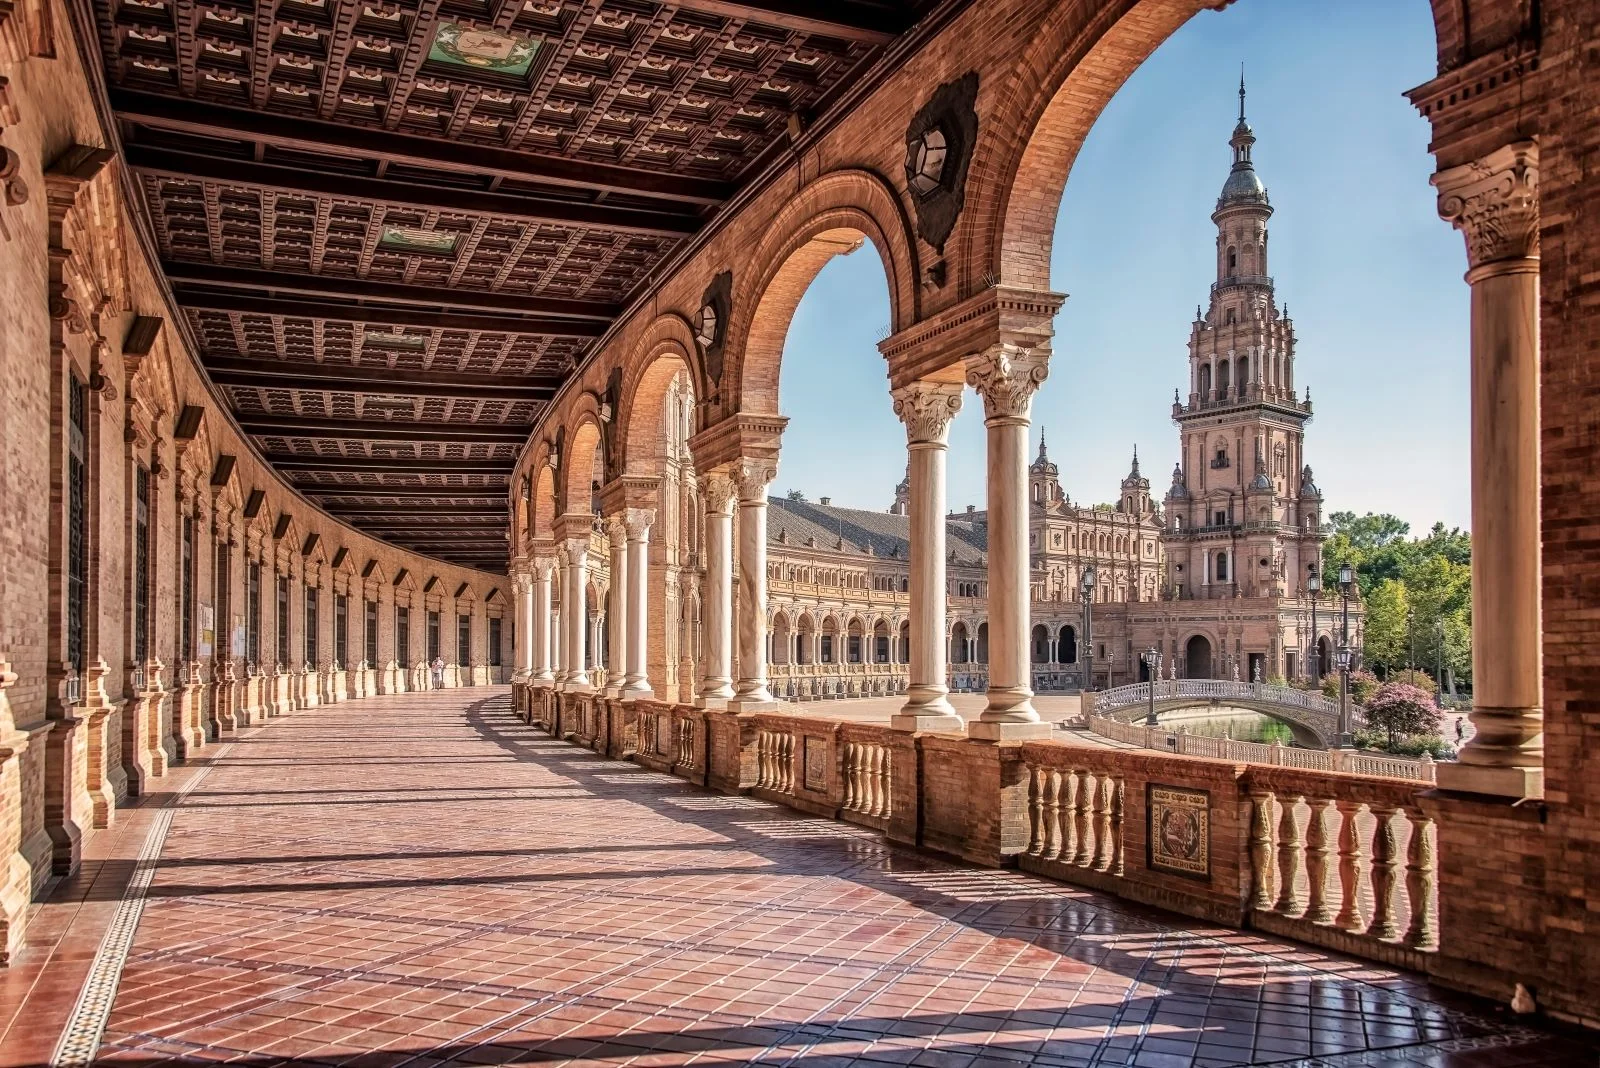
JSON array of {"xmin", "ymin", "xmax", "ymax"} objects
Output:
[{"xmin": 774, "ymin": 0, "xmax": 1470, "ymax": 535}]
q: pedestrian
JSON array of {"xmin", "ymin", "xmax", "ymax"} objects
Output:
[
  {"xmin": 1454, "ymin": 717, "xmax": 1464, "ymax": 743},
  {"xmin": 431, "ymin": 655, "xmax": 445, "ymax": 689}
]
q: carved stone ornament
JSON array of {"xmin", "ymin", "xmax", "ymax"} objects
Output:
[
  {"xmin": 697, "ymin": 270, "xmax": 732, "ymax": 388},
  {"xmin": 892, "ymin": 381, "xmax": 964, "ymax": 445},
  {"xmin": 702, "ymin": 470, "xmax": 737, "ymax": 514},
  {"xmin": 903, "ymin": 71, "xmax": 979, "ymax": 252},
  {"xmin": 532, "ymin": 552, "xmax": 557, "ymax": 575},
  {"xmin": 606, "ymin": 515, "xmax": 628, "ymax": 543},
  {"xmin": 0, "ymin": 82, "xmax": 28, "ymax": 244},
  {"xmin": 1434, "ymin": 141, "xmax": 1539, "ymax": 269},
  {"xmin": 623, "ymin": 507, "xmax": 655, "ymax": 538},
  {"xmin": 966, "ymin": 345, "xmax": 1049, "ymax": 421},
  {"xmin": 733, "ymin": 459, "xmax": 777, "ymax": 502}
]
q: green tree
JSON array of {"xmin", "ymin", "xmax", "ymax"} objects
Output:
[
  {"xmin": 1361, "ymin": 578, "xmax": 1410, "ymax": 672},
  {"xmin": 784, "ymin": 489, "xmax": 807, "ymax": 502}
]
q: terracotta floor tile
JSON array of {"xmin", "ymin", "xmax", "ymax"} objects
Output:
[{"xmin": 7, "ymin": 690, "xmax": 1594, "ymax": 1068}]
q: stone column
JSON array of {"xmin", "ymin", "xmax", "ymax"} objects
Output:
[
  {"xmin": 1433, "ymin": 142, "xmax": 1543, "ymax": 799},
  {"xmin": 623, "ymin": 508, "xmax": 655, "ymax": 700},
  {"xmin": 891, "ymin": 381, "xmax": 965, "ymax": 732},
  {"xmin": 699, "ymin": 471, "xmax": 736, "ymax": 706},
  {"xmin": 532, "ymin": 554, "xmax": 555, "ymax": 685},
  {"xmin": 552, "ymin": 549, "xmax": 569, "ymax": 685},
  {"xmin": 728, "ymin": 460, "xmax": 777, "ymax": 712},
  {"xmin": 511, "ymin": 569, "xmax": 532, "ymax": 683},
  {"xmin": 966, "ymin": 346, "xmax": 1052, "ymax": 740},
  {"xmin": 605, "ymin": 518, "xmax": 628, "ymax": 696},
  {"xmin": 562, "ymin": 535, "xmax": 592, "ymax": 690}
]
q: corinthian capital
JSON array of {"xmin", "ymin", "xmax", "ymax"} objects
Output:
[
  {"xmin": 702, "ymin": 470, "xmax": 737, "ymax": 515},
  {"xmin": 734, "ymin": 458, "xmax": 777, "ymax": 503},
  {"xmin": 623, "ymin": 507, "xmax": 655, "ymax": 538},
  {"xmin": 1434, "ymin": 141, "xmax": 1538, "ymax": 269},
  {"xmin": 892, "ymin": 381, "xmax": 964, "ymax": 445},
  {"xmin": 966, "ymin": 345, "xmax": 1049, "ymax": 422}
]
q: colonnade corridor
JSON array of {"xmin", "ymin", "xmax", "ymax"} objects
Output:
[{"xmin": 0, "ymin": 689, "xmax": 1585, "ymax": 1068}]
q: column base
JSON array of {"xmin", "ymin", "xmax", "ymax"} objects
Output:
[
  {"xmin": 726, "ymin": 696, "xmax": 779, "ymax": 715},
  {"xmin": 621, "ymin": 684, "xmax": 655, "ymax": 702},
  {"xmin": 1435, "ymin": 761, "xmax": 1544, "ymax": 800},
  {"xmin": 696, "ymin": 695, "xmax": 730, "ymax": 710},
  {"xmin": 891, "ymin": 712, "xmax": 966, "ymax": 733},
  {"xmin": 967, "ymin": 719, "xmax": 1053, "ymax": 742}
]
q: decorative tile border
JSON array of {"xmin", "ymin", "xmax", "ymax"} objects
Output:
[{"xmin": 49, "ymin": 743, "xmax": 233, "ymax": 1068}]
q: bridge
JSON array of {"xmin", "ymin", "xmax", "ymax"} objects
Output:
[{"xmin": 1088, "ymin": 679, "xmax": 1363, "ymax": 748}]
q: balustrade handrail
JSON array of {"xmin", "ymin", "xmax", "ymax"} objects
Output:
[{"xmin": 1092, "ymin": 679, "xmax": 1354, "ymax": 720}]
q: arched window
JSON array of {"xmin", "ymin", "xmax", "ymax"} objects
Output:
[
  {"xmin": 1216, "ymin": 552, "xmax": 1229, "ymax": 582},
  {"xmin": 1199, "ymin": 364, "xmax": 1212, "ymax": 397},
  {"xmin": 1225, "ymin": 308, "xmax": 1236, "ymax": 325},
  {"xmin": 1237, "ymin": 356, "xmax": 1249, "ymax": 392},
  {"xmin": 1217, "ymin": 359, "xmax": 1230, "ymax": 397},
  {"xmin": 1227, "ymin": 246, "xmax": 1237, "ymax": 271}
]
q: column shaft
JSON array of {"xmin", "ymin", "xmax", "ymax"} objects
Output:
[
  {"xmin": 699, "ymin": 473, "xmax": 736, "ymax": 704},
  {"xmin": 532, "ymin": 558, "xmax": 554, "ymax": 684},
  {"xmin": 606, "ymin": 519, "xmax": 628, "ymax": 695},
  {"xmin": 564, "ymin": 537, "xmax": 591, "ymax": 689},
  {"xmin": 623, "ymin": 510, "xmax": 654, "ymax": 700},
  {"xmin": 892, "ymin": 382, "xmax": 963, "ymax": 731},
  {"xmin": 729, "ymin": 461, "xmax": 776, "ymax": 711}
]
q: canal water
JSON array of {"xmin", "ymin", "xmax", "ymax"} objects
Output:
[{"xmin": 1155, "ymin": 706, "xmax": 1298, "ymax": 745}]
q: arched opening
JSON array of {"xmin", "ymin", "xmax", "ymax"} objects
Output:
[
  {"xmin": 1030, "ymin": 623, "xmax": 1050, "ymax": 664},
  {"xmin": 975, "ymin": 622, "xmax": 989, "ymax": 665},
  {"xmin": 1316, "ymin": 635, "xmax": 1333, "ymax": 682},
  {"xmin": 820, "ymin": 616, "xmax": 839, "ymax": 665},
  {"xmin": 1216, "ymin": 551, "xmax": 1229, "ymax": 582},
  {"xmin": 772, "ymin": 613, "xmax": 791, "ymax": 665},
  {"xmin": 951, "ymin": 621, "xmax": 970, "ymax": 664},
  {"xmin": 897, "ymin": 620, "xmax": 910, "ymax": 665},
  {"xmin": 846, "ymin": 618, "xmax": 864, "ymax": 664},
  {"xmin": 1058, "ymin": 625, "xmax": 1078, "ymax": 665},
  {"xmin": 796, "ymin": 613, "xmax": 815, "ymax": 665},
  {"xmin": 1185, "ymin": 635, "xmax": 1213, "ymax": 680},
  {"xmin": 872, "ymin": 620, "xmax": 890, "ymax": 664}
]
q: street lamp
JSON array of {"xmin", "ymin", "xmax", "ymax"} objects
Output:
[
  {"xmin": 1334, "ymin": 644, "xmax": 1354, "ymax": 746},
  {"xmin": 1307, "ymin": 565, "xmax": 1322, "ymax": 683},
  {"xmin": 1080, "ymin": 566, "xmax": 1096, "ymax": 693},
  {"xmin": 1142, "ymin": 646, "xmax": 1161, "ymax": 725}
]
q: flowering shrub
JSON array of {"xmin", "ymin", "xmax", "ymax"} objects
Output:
[{"xmin": 1365, "ymin": 681, "xmax": 1444, "ymax": 746}]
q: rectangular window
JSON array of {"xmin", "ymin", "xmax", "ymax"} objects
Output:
[
  {"xmin": 276, "ymin": 576, "xmax": 289, "ymax": 666},
  {"xmin": 488, "ymin": 617, "xmax": 502, "ymax": 667},
  {"xmin": 303, "ymin": 584, "xmax": 318, "ymax": 666},
  {"xmin": 875, "ymin": 636, "xmax": 889, "ymax": 664},
  {"xmin": 820, "ymin": 635, "xmax": 834, "ymax": 664},
  {"xmin": 427, "ymin": 611, "xmax": 440, "ymax": 661},
  {"xmin": 397, "ymin": 606, "xmax": 411, "ymax": 667},
  {"xmin": 364, "ymin": 599, "xmax": 378, "ymax": 667},
  {"xmin": 66, "ymin": 378, "xmax": 88, "ymax": 673},
  {"xmin": 335, "ymin": 593, "xmax": 348, "ymax": 668},
  {"xmin": 457, "ymin": 613, "xmax": 471, "ymax": 667},
  {"xmin": 181, "ymin": 515, "xmax": 195, "ymax": 661},
  {"xmin": 246, "ymin": 562, "xmax": 261, "ymax": 666},
  {"xmin": 134, "ymin": 466, "xmax": 151, "ymax": 664},
  {"xmin": 847, "ymin": 635, "xmax": 861, "ymax": 664}
]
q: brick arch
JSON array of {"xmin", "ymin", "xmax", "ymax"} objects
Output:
[
  {"xmin": 531, "ymin": 456, "xmax": 558, "ymax": 541},
  {"xmin": 562, "ymin": 415, "xmax": 603, "ymax": 518},
  {"xmin": 723, "ymin": 169, "xmax": 918, "ymax": 416},
  {"xmin": 959, "ymin": 0, "xmax": 1450, "ymax": 293},
  {"xmin": 615, "ymin": 314, "xmax": 697, "ymax": 479}
]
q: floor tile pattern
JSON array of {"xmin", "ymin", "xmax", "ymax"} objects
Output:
[{"xmin": 39, "ymin": 689, "xmax": 1592, "ymax": 1067}]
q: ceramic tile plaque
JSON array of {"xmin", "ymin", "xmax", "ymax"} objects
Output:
[
  {"xmin": 428, "ymin": 24, "xmax": 542, "ymax": 78},
  {"xmin": 804, "ymin": 737, "xmax": 828, "ymax": 791},
  {"xmin": 1147, "ymin": 783, "xmax": 1210, "ymax": 878}
]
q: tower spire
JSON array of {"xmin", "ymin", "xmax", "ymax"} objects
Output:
[
  {"xmin": 1239, "ymin": 63, "xmax": 1246, "ymax": 123},
  {"xmin": 1037, "ymin": 427, "xmax": 1047, "ymax": 462}
]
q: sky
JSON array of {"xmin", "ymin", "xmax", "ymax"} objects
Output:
[{"xmin": 772, "ymin": 0, "xmax": 1470, "ymax": 535}]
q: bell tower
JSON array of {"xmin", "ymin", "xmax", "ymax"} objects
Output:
[{"xmin": 1163, "ymin": 76, "xmax": 1324, "ymax": 600}]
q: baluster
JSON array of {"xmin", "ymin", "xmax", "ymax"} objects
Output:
[
  {"xmin": 1304, "ymin": 798, "xmax": 1337, "ymax": 924},
  {"xmin": 1060, "ymin": 770, "xmax": 1080, "ymax": 862},
  {"xmin": 1027, "ymin": 767, "xmax": 1046, "ymax": 855},
  {"xmin": 1334, "ymin": 800, "xmax": 1369, "ymax": 934},
  {"xmin": 1248, "ymin": 792, "xmax": 1277, "ymax": 912},
  {"xmin": 1111, "ymin": 779, "xmax": 1125, "ymax": 875},
  {"xmin": 1043, "ymin": 770, "xmax": 1062, "ymax": 859},
  {"xmin": 1370, "ymin": 806, "xmax": 1403, "ymax": 940},
  {"xmin": 875, "ymin": 747, "xmax": 890, "ymax": 818},
  {"xmin": 1093, "ymin": 776, "xmax": 1114, "ymax": 871},
  {"xmin": 1403, "ymin": 810, "xmax": 1439, "ymax": 951},
  {"xmin": 1275, "ymin": 794, "xmax": 1306, "ymax": 916},
  {"xmin": 783, "ymin": 734, "xmax": 794, "ymax": 792},
  {"xmin": 843, "ymin": 744, "xmax": 859, "ymax": 811},
  {"xmin": 1074, "ymin": 772, "xmax": 1096, "ymax": 867}
]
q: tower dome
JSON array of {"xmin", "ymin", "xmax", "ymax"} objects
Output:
[{"xmin": 1216, "ymin": 74, "xmax": 1270, "ymax": 212}]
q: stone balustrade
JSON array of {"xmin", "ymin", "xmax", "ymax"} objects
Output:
[
  {"xmin": 1084, "ymin": 716, "xmax": 1438, "ymax": 783},
  {"xmin": 517, "ymin": 685, "xmax": 1451, "ymax": 981}
]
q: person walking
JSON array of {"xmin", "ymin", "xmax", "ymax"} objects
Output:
[{"xmin": 431, "ymin": 655, "xmax": 445, "ymax": 689}]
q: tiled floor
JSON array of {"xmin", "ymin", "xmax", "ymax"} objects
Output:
[{"xmin": 10, "ymin": 688, "xmax": 1591, "ymax": 1067}]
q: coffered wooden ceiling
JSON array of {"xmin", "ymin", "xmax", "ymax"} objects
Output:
[{"xmin": 88, "ymin": 0, "xmax": 932, "ymax": 572}]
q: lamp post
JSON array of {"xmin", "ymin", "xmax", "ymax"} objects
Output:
[
  {"xmin": 1080, "ymin": 566, "xmax": 1096, "ymax": 694},
  {"xmin": 1142, "ymin": 646, "xmax": 1160, "ymax": 726},
  {"xmin": 1334, "ymin": 643, "xmax": 1354, "ymax": 747},
  {"xmin": 1307, "ymin": 565, "xmax": 1321, "ymax": 684}
]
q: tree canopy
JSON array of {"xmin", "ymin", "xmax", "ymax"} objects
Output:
[{"xmin": 1324, "ymin": 512, "xmax": 1471, "ymax": 690}]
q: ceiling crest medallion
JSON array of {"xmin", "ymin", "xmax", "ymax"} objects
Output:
[
  {"xmin": 377, "ymin": 224, "xmax": 460, "ymax": 255},
  {"xmin": 428, "ymin": 23, "xmax": 543, "ymax": 79}
]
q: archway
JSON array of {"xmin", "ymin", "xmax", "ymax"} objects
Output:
[
  {"xmin": 1185, "ymin": 635, "xmax": 1213, "ymax": 680},
  {"xmin": 951, "ymin": 622, "xmax": 970, "ymax": 664},
  {"xmin": 1058, "ymin": 624, "xmax": 1078, "ymax": 665},
  {"xmin": 1031, "ymin": 624, "xmax": 1050, "ymax": 664},
  {"xmin": 796, "ymin": 613, "xmax": 815, "ymax": 665}
]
